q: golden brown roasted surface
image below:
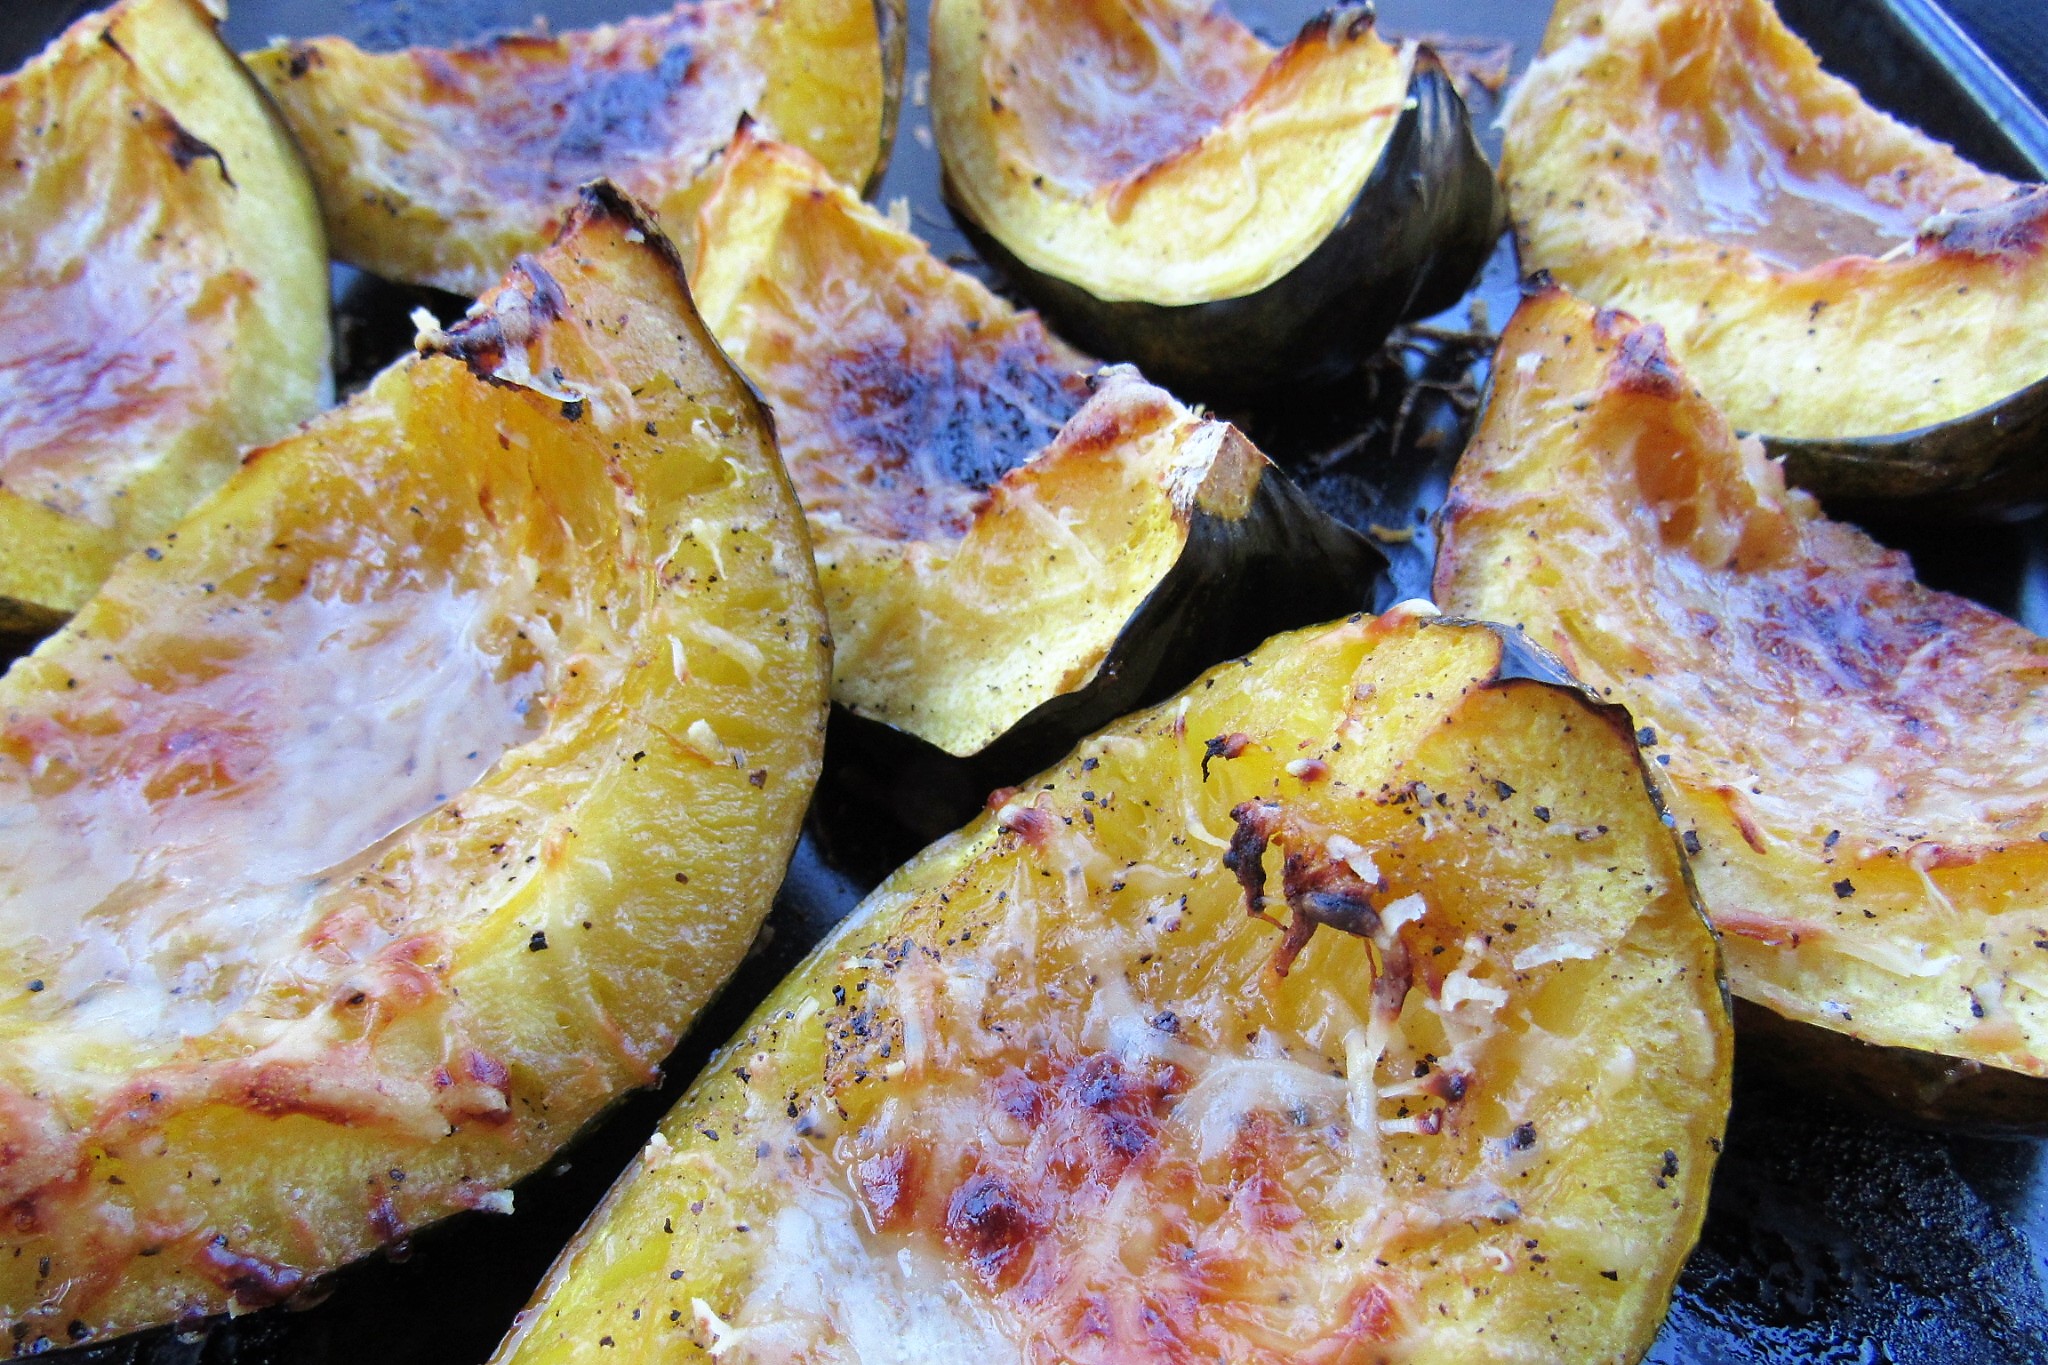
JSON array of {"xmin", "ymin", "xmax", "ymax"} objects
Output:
[
  {"xmin": 494, "ymin": 611, "xmax": 1730, "ymax": 1365},
  {"xmin": 691, "ymin": 133, "xmax": 1374, "ymax": 760},
  {"xmin": 0, "ymin": 0, "xmax": 329, "ymax": 629},
  {"xmin": 247, "ymin": 0, "xmax": 902, "ymax": 295},
  {"xmin": 0, "ymin": 186, "xmax": 828, "ymax": 1352},
  {"xmin": 1502, "ymin": 0, "xmax": 2048, "ymax": 441},
  {"xmin": 1435, "ymin": 285, "xmax": 2048, "ymax": 1081},
  {"xmin": 932, "ymin": 0, "xmax": 1413, "ymax": 304}
]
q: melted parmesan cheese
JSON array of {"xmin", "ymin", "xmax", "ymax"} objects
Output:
[
  {"xmin": 718, "ymin": 1180, "xmax": 1015, "ymax": 1362},
  {"xmin": 0, "ymin": 581, "xmax": 544, "ymax": 1052}
]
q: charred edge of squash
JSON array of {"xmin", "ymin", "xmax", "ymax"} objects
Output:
[
  {"xmin": 945, "ymin": 46, "xmax": 1500, "ymax": 402},
  {"xmin": 420, "ymin": 179, "xmax": 779, "ymax": 443},
  {"xmin": 1921, "ymin": 186, "xmax": 2048, "ymax": 261},
  {"xmin": 1445, "ymin": 615, "xmax": 1736, "ymax": 1024},
  {"xmin": 1733, "ymin": 997, "xmax": 2048, "ymax": 1134},
  {"xmin": 96, "ymin": 27, "xmax": 238, "ymax": 186},
  {"xmin": 426, "ymin": 255, "xmax": 569, "ymax": 382}
]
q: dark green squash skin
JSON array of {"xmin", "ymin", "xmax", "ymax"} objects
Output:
[
  {"xmin": 1764, "ymin": 370, "xmax": 2048, "ymax": 521},
  {"xmin": 818, "ymin": 473, "xmax": 1384, "ymax": 868},
  {"xmin": 863, "ymin": 0, "xmax": 910, "ymax": 198},
  {"xmin": 946, "ymin": 44, "xmax": 1501, "ymax": 405}
]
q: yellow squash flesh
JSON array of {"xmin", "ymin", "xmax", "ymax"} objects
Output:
[
  {"xmin": 1435, "ymin": 286, "xmax": 2048, "ymax": 1086},
  {"xmin": 0, "ymin": 0, "xmax": 330, "ymax": 629},
  {"xmin": 245, "ymin": 0, "xmax": 905, "ymax": 296},
  {"xmin": 0, "ymin": 186, "xmax": 828, "ymax": 1352},
  {"xmin": 691, "ymin": 132, "xmax": 1371, "ymax": 760},
  {"xmin": 931, "ymin": 0, "xmax": 1411, "ymax": 306},
  {"xmin": 494, "ymin": 611, "xmax": 1729, "ymax": 1364},
  {"xmin": 1502, "ymin": 0, "xmax": 2048, "ymax": 442}
]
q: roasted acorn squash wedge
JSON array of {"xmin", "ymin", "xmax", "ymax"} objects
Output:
[
  {"xmin": 690, "ymin": 131, "xmax": 1380, "ymax": 764},
  {"xmin": 245, "ymin": 0, "xmax": 907, "ymax": 296},
  {"xmin": 0, "ymin": 185, "xmax": 828, "ymax": 1352},
  {"xmin": 930, "ymin": 0, "xmax": 1499, "ymax": 402},
  {"xmin": 494, "ymin": 609, "xmax": 1730, "ymax": 1365},
  {"xmin": 1436, "ymin": 284, "xmax": 2048, "ymax": 1119},
  {"xmin": 0, "ymin": 0, "xmax": 330, "ymax": 631},
  {"xmin": 1503, "ymin": 0, "xmax": 2048, "ymax": 510}
]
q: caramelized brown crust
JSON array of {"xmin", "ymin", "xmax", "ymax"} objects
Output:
[
  {"xmin": 691, "ymin": 134, "xmax": 1376, "ymax": 760},
  {"xmin": 0, "ymin": 0, "xmax": 329, "ymax": 626},
  {"xmin": 696, "ymin": 135, "xmax": 1091, "ymax": 542},
  {"xmin": 247, "ymin": 0, "xmax": 898, "ymax": 295},
  {"xmin": 1436, "ymin": 285, "xmax": 2048, "ymax": 1080},
  {"xmin": 983, "ymin": 0, "xmax": 1271, "ymax": 193}
]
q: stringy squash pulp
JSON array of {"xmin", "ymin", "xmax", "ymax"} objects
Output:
[
  {"xmin": 0, "ymin": 188, "xmax": 828, "ymax": 1352},
  {"xmin": 496, "ymin": 611, "xmax": 1730, "ymax": 1364},
  {"xmin": 0, "ymin": 0, "xmax": 330, "ymax": 628},
  {"xmin": 1436, "ymin": 286, "xmax": 2048, "ymax": 1087},
  {"xmin": 246, "ymin": 0, "xmax": 904, "ymax": 295}
]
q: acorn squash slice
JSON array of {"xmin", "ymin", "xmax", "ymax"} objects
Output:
[
  {"xmin": 1503, "ymin": 0, "xmax": 2048, "ymax": 510},
  {"xmin": 0, "ymin": 0, "xmax": 330, "ymax": 631},
  {"xmin": 689, "ymin": 131, "xmax": 1380, "ymax": 764},
  {"xmin": 0, "ymin": 184, "xmax": 828, "ymax": 1353},
  {"xmin": 929, "ymin": 0, "xmax": 1500, "ymax": 402},
  {"xmin": 1435, "ymin": 284, "xmax": 2048, "ymax": 1122},
  {"xmin": 245, "ymin": 0, "xmax": 907, "ymax": 296},
  {"xmin": 492, "ymin": 608, "xmax": 1729, "ymax": 1364}
]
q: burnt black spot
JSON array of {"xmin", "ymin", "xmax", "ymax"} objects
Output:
[
  {"xmin": 814, "ymin": 324, "xmax": 1090, "ymax": 538},
  {"xmin": 551, "ymin": 42, "xmax": 697, "ymax": 176},
  {"xmin": 1223, "ymin": 800, "xmax": 1280, "ymax": 917},
  {"xmin": 1608, "ymin": 324, "xmax": 1684, "ymax": 398},
  {"xmin": 1202, "ymin": 731, "xmax": 1252, "ymax": 780},
  {"xmin": 162, "ymin": 117, "xmax": 233, "ymax": 187},
  {"xmin": 945, "ymin": 1170, "xmax": 1038, "ymax": 1286}
]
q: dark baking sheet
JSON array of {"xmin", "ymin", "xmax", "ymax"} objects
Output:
[{"xmin": 5, "ymin": 0, "xmax": 2048, "ymax": 1360}]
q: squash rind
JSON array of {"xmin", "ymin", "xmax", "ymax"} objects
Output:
[{"xmin": 933, "ymin": 0, "xmax": 1500, "ymax": 401}]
